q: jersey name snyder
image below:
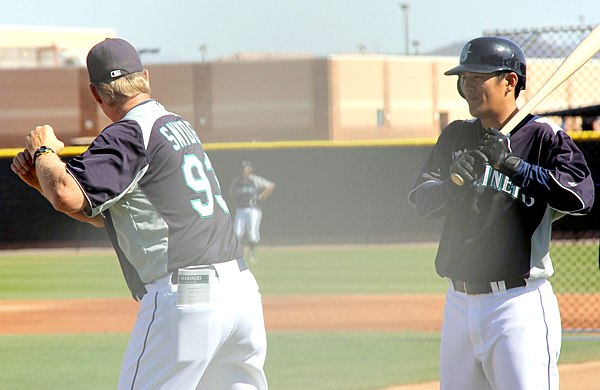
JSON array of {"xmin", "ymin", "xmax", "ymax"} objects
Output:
[
  {"xmin": 159, "ymin": 120, "xmax": 201, "ymax": 151},
  {"xmin": 477, "ymin": 164, "xmax": 535, "ymax": 207}
]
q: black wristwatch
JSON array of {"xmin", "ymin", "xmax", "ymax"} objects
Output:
[{"xmin": 33, "ymin": 146, "xmax": 56, "ymax": 164}]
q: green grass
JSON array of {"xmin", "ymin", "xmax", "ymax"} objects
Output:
[
  {"xmin": 265, "ymin": 332, "xmax": 440, "ymax": 390},
  {"xmin": 0, "ymin": 334, "xmax": 127, "ymax": 390},
  {"xmin": 0, "ymin": 251, "xmax": 130, "ymax": 299},
  {"xmin": 0, "ymin": 332, "xmax": 598, "ymax": 390},
  {"xmin": 0, "ymin": 245, "xmax": 598, "ymax": 390},
  {"xmin": 249, "ymin": 245, "xmax": 447, "ymax": 295},
  {"xmin": 0, "ymin": 246, "xmax": 448, "ymax": 298},
  {"xmin": 1, "ymin": 243, "xmax": 596, "ymax": 298},
  {"xmin": 550, "ymin": 240, "xmax": 600, "ymax": 293}
]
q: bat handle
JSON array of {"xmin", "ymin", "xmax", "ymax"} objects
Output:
[{"xmin": 450, "ymin": 173, "xmax": 465, "ymax": 186}]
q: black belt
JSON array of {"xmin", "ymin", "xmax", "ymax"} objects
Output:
[
  {"xmin": 171, "ymin": 258, "xmax": 247, "ymax": 284},
  {"xmin": 450, "ymin": 277, "xmax": 526, "ymax": 295}
]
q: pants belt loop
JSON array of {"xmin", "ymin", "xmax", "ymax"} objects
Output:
[
  {"xmin": 237, "ymin": 258, "xmax": 248, "ymax": 272},
  {"xmin": 212, "ymin": 258, "xmax": 247, "ymax": 279},
  {"xmin": 498, "ymin": 280, "xmax": 506, "ymax": 292},
  {"xmin": 490, "ymin": 281, "xmax": 500, "ymax": 293}
]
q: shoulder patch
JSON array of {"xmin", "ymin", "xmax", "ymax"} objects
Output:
[{"xmin": 533, "ymin": 116, "xmax": 564, "ymax": 134}]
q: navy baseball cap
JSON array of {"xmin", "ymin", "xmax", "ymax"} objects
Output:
[{"xmin": 86, "ymin": 38, "xmax": 143, "ymax": 83}]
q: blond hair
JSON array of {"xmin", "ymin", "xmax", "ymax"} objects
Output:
[{"xmin": 92, "ymin": 71, "xmax": 150, "ymax": 106}]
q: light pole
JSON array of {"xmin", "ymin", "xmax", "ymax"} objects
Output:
[
  {"xmin": 412, "ymin": 40, "xmax": 420, "ymax": 55},
  {"xmin": 199, "ymin": 45, "xmax": 208, "ymax": 62},
  {"xmin": 400, "ymin": 2, "xmax": 410, "ymax": 55}
]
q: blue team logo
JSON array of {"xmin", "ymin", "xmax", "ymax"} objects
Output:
[{"xmin": 460, "ymin": 43, "xmax": 472, "ymax": 63}]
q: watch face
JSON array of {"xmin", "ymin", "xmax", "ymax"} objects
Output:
[{"xmin": 34, "ymin": 146, "xmax": 55, "ymax": 162}]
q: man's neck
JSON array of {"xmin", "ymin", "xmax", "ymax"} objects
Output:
[
  {"xmin": 110, "ymin": 93, "xmax": 152, "ymax": 122},
  {"xmin": 481, "ymin": 106, "xmax": 519, "ymax": 130}
]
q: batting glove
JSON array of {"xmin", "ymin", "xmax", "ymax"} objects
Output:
[
  {"xmin": 478, "ymin": 128, "xmax": 522, "ymax": 176},
  {"xmin": 450, "ymin": 150, "xmax": 488, "ymax": 185}
]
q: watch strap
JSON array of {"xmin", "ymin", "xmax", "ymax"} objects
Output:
[{"xmin": 33, "ymin": 146, "xmax": 56, "ymax": 164}]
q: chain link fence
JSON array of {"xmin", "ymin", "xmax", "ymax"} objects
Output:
[
  {"xmin": 486, "ymin": 25, "xmax": 600, "ymax": 125},
  {"xmin": 486, "ymin": 26, "xmax": 600, "ymax": 332}
]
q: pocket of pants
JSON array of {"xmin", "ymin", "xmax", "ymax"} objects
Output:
[{"xmin": 171, "ymin": 304, "xmax": 213, "ymax": 363}]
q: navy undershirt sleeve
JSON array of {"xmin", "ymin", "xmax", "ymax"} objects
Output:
[{"xmin": 511, "ymin": 160, "xmax": 551, "ymax": 192}]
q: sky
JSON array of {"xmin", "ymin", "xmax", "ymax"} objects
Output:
[{"xmin": 2, "ymin": 0, "xmax": 599, "ymax": 63}]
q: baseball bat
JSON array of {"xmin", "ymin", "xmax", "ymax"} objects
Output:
[{"xmin": 451, "ymin": 23, "xmax": 600, "ymax": 186}]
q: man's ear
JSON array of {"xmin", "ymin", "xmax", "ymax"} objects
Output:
[
  {"xmin": 507, "ymin": 72, "xmax": 519, "ymax": 89},
  {"xmin": 89, "ymin": 84, "xmax": 102, "ymax": 104},
  {"xmin": 503, "ymin": 72, "xmax": 519, "ymax": 97}
]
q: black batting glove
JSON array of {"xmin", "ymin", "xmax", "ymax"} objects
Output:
[
  {"xmin": 450, "ymin": 150, "xmax": 488, "ymax": 185},
  {"xmin": 479, "ymin": 128, "xmax": 521, "ymax": 176}
]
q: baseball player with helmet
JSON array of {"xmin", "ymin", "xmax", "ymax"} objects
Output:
[
  {"xmin": 408, "ymin": 36, "xmax": 594, "ymax": 389},
  {"xmin": 229, "ymin": 161, "xmax": 275, "ymax": 262},
  {"xmin": 10, "ymin": 38, "xmax": 268, "ymax": 389}
]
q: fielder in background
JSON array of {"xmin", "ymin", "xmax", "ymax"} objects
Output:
[
  {"xmin": 10, "ymin": 38, "xmax": 268, "ymax": 390},
  {"xmin": 408, "ymin": 36, "xmax": 594, "ymax": 389},
  {"xmin": 229, "ymin": 161, "xmax": 275, "ymax": 262}
]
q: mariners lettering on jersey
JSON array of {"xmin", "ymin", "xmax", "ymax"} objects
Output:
[
  {"xmin": 235, "ymin": 178, "xmax": 259, "ymax": 207},
  {"xmin": 159, "ymin": 120, "xmax": 201, "ymax": 151},
  {"xmin": 478, "ymin": 165, "xmax": 535, "ymax": 207}
]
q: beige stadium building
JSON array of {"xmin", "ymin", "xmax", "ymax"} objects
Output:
[{"xmin": 0, "ymin": 25, "xmax": 598, "ymax": 148}]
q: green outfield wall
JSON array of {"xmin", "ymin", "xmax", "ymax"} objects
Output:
[{"xmin": 1, "ymin": 138, "xmax": 598, "ymax": 249}]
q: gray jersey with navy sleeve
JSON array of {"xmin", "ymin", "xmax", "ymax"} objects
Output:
[{"xmin": 67, "ymin": 100, "xmax": 241, "ymax": 298}]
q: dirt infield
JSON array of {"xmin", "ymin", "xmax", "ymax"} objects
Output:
[
  {"xmin": 0, "ymin": 295, "xmax": 444, "ymax": 334},
  {"xmin": 0, "ymin": 295, "xmax": 597, "ymax": 389}
]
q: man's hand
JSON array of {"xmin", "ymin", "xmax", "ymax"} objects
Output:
[
  {"xmin": 26, "ymin": 125, "xmax": 65, "ymax": 158},
  {"xmin": 450, "ymin": 150, "xmax": 488, "ymax": 185},
  {"xmin": 10, "ymin": 149, "xmax": 42, "ymax": 191},
  {"xmin": 479, "ymin": 128, "xmax": 521, "ymax": 176}
]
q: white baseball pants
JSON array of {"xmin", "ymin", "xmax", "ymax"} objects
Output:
[
  {"xmin": 440, "ymin": 278, "xmax": 561, "ymax": 390},
  {"xmin": 118, "ymin": 260, "xmax": 268, "ymax": 390},
  {"xmin": 234, "ymin": 207, "xmax": 262, "ymax": 244}
]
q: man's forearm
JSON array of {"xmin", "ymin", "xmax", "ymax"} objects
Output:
[
  {"xmin": 67, "ymin": 211, "xmax": 105, "ymax": 228},
  {"xmin": 35, "ymin": 153, "xmax": 87, "ymax": 215}
]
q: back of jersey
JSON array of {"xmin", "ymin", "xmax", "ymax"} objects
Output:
[{"xmin": 142, "ymin": 113, "xmax": 242, "ymax": 271}]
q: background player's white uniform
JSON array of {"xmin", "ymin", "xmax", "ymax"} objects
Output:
[{"xmin": 229, "ymin": 162, "xmax": 275, "ymax": 261}]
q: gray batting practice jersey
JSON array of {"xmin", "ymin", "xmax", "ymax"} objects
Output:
[
  {"xmin": 408, "ymin": 115, "xmax": 594, "ymax": 283},
  {"xmin": 67, "ymin": 100, "xmax": 242, "ymax": 299},
  {"xmin": 229, "ymin": 174, "xmax": 274, "ymax": 208}
]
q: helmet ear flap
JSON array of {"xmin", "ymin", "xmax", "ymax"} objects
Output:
[{"xmin": 456, "ymin": 78, "xmax": 465, "ymax": 99}]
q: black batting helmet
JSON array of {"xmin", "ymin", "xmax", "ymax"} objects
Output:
[{"xmin": 445, "ymin": 36, "xmax": 526, "ymax": 98}]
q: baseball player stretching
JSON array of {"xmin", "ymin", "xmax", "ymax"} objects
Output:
[
  {"xmin": 408, "ymin": 36, "xmax": 594, "ymax": 389},
  {"xmin": 229, "ymin": 161, "xmax": 275, "ymax": 262},
  {"xmin": 11, "ymin": 38, "xmax": 268, "ymax": 389}
]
